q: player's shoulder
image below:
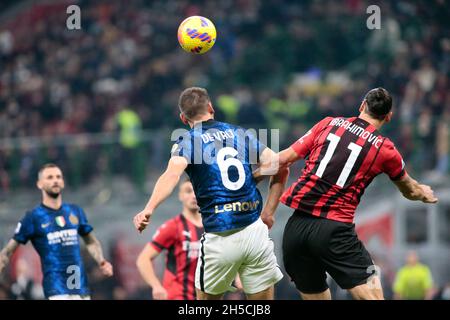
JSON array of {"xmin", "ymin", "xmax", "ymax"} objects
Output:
[
  {"xmin": 317, "ymin": 116, "xmax": 335, "ymax": 127},
  {"xmin": 378, "ymin": 137, "xmax": 403, "ymax": 160},
  {"xmin": 159, "ymin": 214, "xmax": 182, "ymax": 230},
  {"xmin": 380, "ymin": 137, "xmax": 397, "ymax": 151},
  {"xmin": 63, "ymin": 203, "xmax": 86, "ymax": 216},
  {"xmin": 23, "ymin": 207, "xmax": 38, "ymax": 220}
]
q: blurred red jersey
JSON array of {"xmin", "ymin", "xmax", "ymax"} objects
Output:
[
  {"xmin": 150, "ymin": 214, "xmax": 203, "ymax": 300},
  {"xmin": 280, "ymin": 116, "xmax": 406, "ymax": 223}
]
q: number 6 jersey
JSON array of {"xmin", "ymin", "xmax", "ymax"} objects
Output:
[
  {"xmin": 171, "ymin": 119, "xmax": 265, "ymax": 233},
  {"xmin": 280, "ymin": 116, "xmax": 406, "ymax": 223}
]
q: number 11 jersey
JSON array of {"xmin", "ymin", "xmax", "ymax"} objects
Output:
[
  {"xmin": 171, "ymin": 119, "xmax": 265, "ymax": 233},
  {"xmin": 281, "ymin": 116, "xmax": 406, "ymax": 223}
]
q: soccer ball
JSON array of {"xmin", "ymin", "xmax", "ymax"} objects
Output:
[{"xmin": 177, "ymin": 16, "xmax": 216, "ymax": 54}]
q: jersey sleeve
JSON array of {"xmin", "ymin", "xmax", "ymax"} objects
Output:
[
  {"xmin": 76, "ymin": 206, "xmax": 94, "ymax": 236},
  {"xmin": 150, "ymin": 219, "xmax": 177, "ymax": 252},
  {"xmin": 13, "ymin": 212, "xmax": 35, "ymax": 244},
  {"xmin": 381, "ymin": 139, "xmax": 406, "ymax": 180},
  {"xmin": 170, "ymin": 132, "xmax": 193, "ymax": 163},
  {"xmin": 290, "ymin": 117, "xmax": 332, "ymax": 158}
]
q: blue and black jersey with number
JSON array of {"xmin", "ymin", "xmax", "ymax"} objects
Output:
[
  {"xmin": 13, "ymin": 203, "xmax": 93, "ymax": 298},
  {"xmin": 171, "ymin": 119, "xmax": 266, "ymax": 233}
]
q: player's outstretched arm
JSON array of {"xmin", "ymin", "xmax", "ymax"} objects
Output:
[
  {"xmin": 253, "ymin": 147, "xmax": 297, "ymax": 183},
  {"xmin": 81, "ymin": 233, "xmax": 113, "ymax": 277},
  {"xmin": 393, "ymin": 173, "xmax": 438, "ymax": 203},
  {"xmin": 133, "ymin": 156, "xmax": 188, "ymax": 233},
  {"xmin": 0, "ymin": 239, "xmax": 20, "ymax": 274},
  {"xmin": 253, "ymin": 148, "xmax": 279, "ymax": 183},
  {"xmin": 136, "ymin": 244, "xmax": 167, "ymax": 300},
  {"xmin": 260, "ymin": 166, "xmax": 289, "ymax": 229}
]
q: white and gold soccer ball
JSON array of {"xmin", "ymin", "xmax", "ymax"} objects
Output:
[{"xmin": 177, "ymin": 16, "xmax": 217, "ymax": 54}]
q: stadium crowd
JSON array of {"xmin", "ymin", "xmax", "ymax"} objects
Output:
[
  {"xmin": 0, "ymin": 0, "xmax": 449, "ymax": 300},
  {"xmin": 0, "ymin": 0, "xmax": 448, "ymax": 191}
]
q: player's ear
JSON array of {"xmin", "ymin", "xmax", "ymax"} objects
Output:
[
  {"xmin": 359, "ymin": 100, "xmax": 366, "ymax": 113},
  {"xmin": 207, "ymin": 102, "xmax": 215, "ymax": 115},
  {"xmin": 385, "ymin": 111, "xmax": 393, "ymax": 123},
  {"xmin": 36, "ymin": 179, "xmax": 42, "ymax": 190},
  {"xmin": 180, "ymin": 113, "xmax": 188, "ymax": 125}
]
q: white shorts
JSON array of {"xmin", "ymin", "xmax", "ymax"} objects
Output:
[
  {"xmin": 195, "ymin": 218, "xmax": 283, "ymax": 295},
  {"xmin": 48, "ymin": 294, "xmax": 91, "ymax": 300}
]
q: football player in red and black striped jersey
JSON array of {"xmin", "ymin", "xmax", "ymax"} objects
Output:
[
  {"xmin": 264, "ymin": 88, "xmax": 438, "ymax": 300},
  {"xmin": 136, "ymin": 180, "xmax": 203, "ymax": 300}
]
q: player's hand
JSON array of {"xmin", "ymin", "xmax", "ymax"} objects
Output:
[
  {"xmin": 99, "ymin": 260, "xmax": 114, "ymax": 277},
  {"xmin": 152, "ymin": 285, "xmax": 168, "ymax": 300},
  {"xmin": 419, "ymin": 184, "xmax": 438, "ymax": 203},
  {"xmin": 261, "ymin": 211, "xmax": 275, "ymax": 230},
  {"xmin": 133, "ymin": 210, "xmax": 152, "ymax": 233}
]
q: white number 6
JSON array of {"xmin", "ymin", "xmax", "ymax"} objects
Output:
[{"xmin": 217, "ymin": 147, "xmax": 246, "ymax": 190}]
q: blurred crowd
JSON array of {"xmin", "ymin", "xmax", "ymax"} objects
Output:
[{"xmin": 0, "ymin": 0, "xmax": 449, "ymax": 192}]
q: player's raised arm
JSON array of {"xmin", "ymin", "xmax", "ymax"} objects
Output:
[
  {"xmin": 0, "ymin": 239, "xmax": 20, "ymax": 274},
  {"xmin": 136, "ymin": 244, "xmax": 167, "ymax": 300},
  {"xmin": 81, "ymin": 233, "xmax": 113, "ymax": 277},
  {"xmin": 393, "ymin": 173, "xmax": 438, "ymax": 203},
  {"xmin": 133, "ymin": 156, "xmax": 188, "ymax": 233}
]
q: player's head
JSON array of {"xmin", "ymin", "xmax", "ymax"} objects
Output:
[
  {"xmin": 406, "ymin": 250, "xmax": 419, "ymax": 266},
  {"xmin": 359, "ymin": 87, "xmax": 393, "ymax": 123},
  {"xmin": 178, "ymin": 87, "xmax": 214, "ymax": 126},
  {"xmin": 37, "ymin": 163, "xmax": 64, "ymax": 198},
  {"xmin": 178, "ymin": 179, "xmax": 199, "ymax": 213}
]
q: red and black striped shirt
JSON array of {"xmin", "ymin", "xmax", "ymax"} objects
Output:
[
  {"xmin": 150, "ymin": 214, "xmax": 203, "ymax": 300},
  {"xmin": 280, "ymin": 116, "xmax": 406, "ymax": 223}
]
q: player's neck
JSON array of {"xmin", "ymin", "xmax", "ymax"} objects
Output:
[
  {"xmin": 182, "ymin": 210, "xmax": 202, "ymax": 227},
  {"xmin": 42, "ymin": 196, "xmax": 63, "ymax": 210},
  {"xmin": 189, "ymin": 115, "xmax": 214, "ymax": 128},
  {"xmin": 358, "ymin": 113, "xmax": 383, "ymax": 130}
]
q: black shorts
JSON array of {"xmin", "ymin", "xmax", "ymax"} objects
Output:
[{"xmin": 282, "ymin": 210, "xmax": 375, "ymax": 294}]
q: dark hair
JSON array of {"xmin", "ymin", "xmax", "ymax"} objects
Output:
[
  {"xmin": 364, "ymin": 87, "xmax": 392, "ymax": 120},
  {"xmin": 38, "ymin": 163, "xmax": 61, "ymax": 180},
  {"xmin": 178, "ymin": 87, "xmax": 210, "ymax": 121}
]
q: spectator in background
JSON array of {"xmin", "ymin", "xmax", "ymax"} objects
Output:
[{"xmin": 393, "ymin": 251, "xmax": 433, "ymax": 300}]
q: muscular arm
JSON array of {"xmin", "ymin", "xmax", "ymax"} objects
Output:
[
  {"xmin": 253, "ymin": 147, "xmax": 298, "ymax": 183},
  {"xmin": 0, "ymin": 239, "xmax": 20, "ymax": 274},
  {"xmin": 136, "ymin": 245, "xmax": 162, "ymax": 289},
  {"xmin": 134, "ymin": 156, "xmax": 188, "ymax": 232},
  {"xmin": 81, "ymin": 232, "xmax": 106, "ymax": 265},
  {"xmin": 393, "ymin": 173, "xmax": 438, "ymax": 203},
  {"xmin": 260, "ymin": 166, "xmax": 290, "ymax": 229}
]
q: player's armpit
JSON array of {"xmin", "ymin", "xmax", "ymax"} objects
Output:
[
  {"xmin": 393, "ymin": 173, "xmax": 438, "ymax": 203},
  {"xmin": 0, "ymin": 239, "xmax": 20, "ymax": 274}
]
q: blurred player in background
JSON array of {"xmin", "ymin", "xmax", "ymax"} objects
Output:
[
  {"xmin": 393, "ymin": 250, "xmax": 434, "ymax": 300},
  {"xmin": 0, "ymin": 163, "xmax": 113, "ymax": 300},
  {"xmin": 264, "ymin": 87, "xmax": 438, "ymax": 300},
  {"xmin": 136, "ymin": 179, "xmax": 203, "ymax": 300},
  {"xmin": 134, "ymin": 87, "xmax": 288, "ymax": 300}
]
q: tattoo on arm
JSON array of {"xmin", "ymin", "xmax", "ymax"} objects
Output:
[
  {"xmin": 82, "ymin": 233, "xmax": 105, "ymax": 265},
  {"xmin": 0, "ymin": 239, "xmax": 19, "ymax": 272}
]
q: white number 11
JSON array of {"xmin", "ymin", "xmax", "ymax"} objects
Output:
[{"xmin": 315, "ymin": 133, "xmax": 362, "ymax": 188}]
